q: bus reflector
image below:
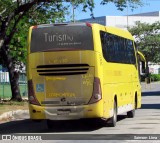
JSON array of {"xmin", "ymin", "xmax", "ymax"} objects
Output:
[
  {"xmin": 33, "ymin": 25, "xmax": 38, "ymax": 29},
  {"xmin": 86, "ymin": 23, "xmax": 92, "ymax": 27},
  {"xmin": 88, "ymin": 77, "xmax": 102, "ymax": 104},
  {"xmin": 28, "ymin": 80, "xmax": 40, "ymax": 106}
]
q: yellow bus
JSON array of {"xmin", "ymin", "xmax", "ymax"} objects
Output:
[{"xmin": 27, "ymin": 23, "xmax": 146, "ymax": 128}]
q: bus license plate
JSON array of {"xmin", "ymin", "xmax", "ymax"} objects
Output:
[{"xmin": 57, "ymin": 109, "xmax": 71, "ymax": 115}]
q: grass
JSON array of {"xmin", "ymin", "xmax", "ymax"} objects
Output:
[
  {"xmin": 0, "ymin": 100, "xmax": 29, "ymax": 115},
  {"xmin": 0, "ymin": 84, "xmax": 28, "ymax": 117},
  {"xmin": 0, "ymin": 84, "xmax": 28, "ymax": 99}
]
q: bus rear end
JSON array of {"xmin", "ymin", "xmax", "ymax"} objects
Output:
[{"xmin": 27, "ymin": 23, "xmax": 103, "ymax": 122}]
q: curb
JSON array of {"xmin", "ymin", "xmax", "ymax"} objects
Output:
[{"xmin": 0, "ymin": 110, "xmax": 29, "ymax": 123}]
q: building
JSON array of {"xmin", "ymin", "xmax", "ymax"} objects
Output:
[
  {"xmin": 80, "ymin": 11, "xmax": 160, "ymax": 29},
  {"xmin": 80, "ymin": 11, "xmax": 160, "ymax": 74},
  {"xmin": 149, "ymin": 63, "xmax": 160, "ymax": 74},
  {"xmin": 0, "ymin": 64, "xmax": 26, "ymax": 83}
]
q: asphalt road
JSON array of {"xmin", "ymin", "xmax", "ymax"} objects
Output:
[{"xmin": 0, "ymin": 82, "xmax": 160, "ymax": 142}]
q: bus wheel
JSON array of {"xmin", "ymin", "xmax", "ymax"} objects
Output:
[
  {"xmin": 127, "ymin": 108, "xmax": 135, "ymax": 118},
  {"xmin": 47, "ymin": 120, "xmax": 54, "ymax": 129},
  {"xmin": 127, "ymin": 99, "xmax": 136, "ymax": 118},
  {"xmin": 108, "ymin": 100, "xmax": 117, "ymax": 127}
]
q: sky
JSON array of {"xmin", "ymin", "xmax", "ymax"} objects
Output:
[{"xmin": 66, "ymin": 0, "xmax": 160, "ymax": 21}]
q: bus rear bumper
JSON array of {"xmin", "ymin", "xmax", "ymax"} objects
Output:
[
  {"xmin": 29, "ymin": 102, "xmax": 103, "ymax": 120},
  {"xmin": 45, "ymin": 106, "xmax": 84, "ymax": 120}
]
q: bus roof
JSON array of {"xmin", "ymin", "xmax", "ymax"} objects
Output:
[
  {"xmin": 30, "ymin": 22, "xmax": 134, "ymax": 40},
  {"xmin": 91, "ymin": 23, "xmax": 134, "ymax": 40}
]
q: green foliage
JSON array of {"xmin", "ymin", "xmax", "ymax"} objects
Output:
[
  {"xmin": 1, "ymin": 1, "xmax": 69, "ymax": 67},
  {"xmin": 149, "ymin": 74, "xmax": 160, "ymax": 82},
  {"xmin": 9, "ymin": 17, "xmax": 28, "ymax": 64},
  {"xmin": 142, "ymin": 74, "xmax": 160, "ymax": 82},
  {"xmin": 101, "ymin": 0, "xmax": 143, "ymax": 11},
  {"xmin": 129, "ymin": 21, "xmax": 160, "ymax": 63}
]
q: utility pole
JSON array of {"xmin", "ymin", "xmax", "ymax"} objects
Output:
[
  {"xmin": 72, "ymin": 1, "xmax": 75, "ymax": 23},
  {"xmin": 66, "ymin": 0, "xmax": 76, "ymax": 22},
  {"xmin": 127, "ymin": 0, "xmax": 129, "ymax": 29}
]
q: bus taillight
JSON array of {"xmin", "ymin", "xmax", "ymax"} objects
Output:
[
  {"xmin": 88, "ymin": 77, "xmax": 102, "ymax": 104},
  {"xmin": 28, "ymin": 80, "xmax": 40, "ymax": 106},
  {"xmin": 33, "ymin": 25, "xmax": 38, "ymax": 29},
  {"xmin": 86, "ymin": 23, "xmax": 92, "ymax": 27}
]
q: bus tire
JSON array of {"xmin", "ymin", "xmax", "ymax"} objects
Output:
[
  {"xmin": 108, "ymin": 100, "xmax": 117, "ymax": 127},
  {"xmin": 127, "ymin": 98, "xmax": 136, "ymax": 118},
  {"xmin": 127, "ymin": 109, "xmax": 135, "ymax": 118}
]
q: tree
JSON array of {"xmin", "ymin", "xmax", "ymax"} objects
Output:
[
  {"xmin": 0, "ymin": 0, "xmax": 68, "ymax": 101},
  {"xmin": 101, "ymin": 0, "xmax": 143, "ymax": 11},
  {"xmin": 0, "ymin": 0, "xmax": 143, "ymax": 101},
  {"xmin": 129, "ymin": 21, "xmax": 160, "ymax": 64}
]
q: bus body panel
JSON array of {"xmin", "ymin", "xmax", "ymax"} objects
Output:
[
  {"xmin": 102, "ymin": 62, "xmax": 140, "ymax": 117},
  {"xmin": 27, "ymin": 23, "xmax": 142, "ymax": 121},
  {"xmin": 28, "ymin": 50, "xmax": 104, "ymax": 119},
  {"xmin": 29, "ymin": 101, "xmax": 103, "ymax": 120},
  {"xmin": 91, "ymin": 24, "xmax": 141, "ymax": 118}
]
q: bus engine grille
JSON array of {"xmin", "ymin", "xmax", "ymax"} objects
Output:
[{"xmin": 36, "ymin": 64, "xmax": 89, "ymax": 76}]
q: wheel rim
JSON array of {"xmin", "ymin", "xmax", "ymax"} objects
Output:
[
  {"xmin": 111, "ymin": 101, "xmax": 117, "ymax": 126},
  {"xmin": 114, "ymin": 102, "xmax": 117, "ymax": 122}
]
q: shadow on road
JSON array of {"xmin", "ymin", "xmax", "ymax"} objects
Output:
[
  {"xmin": 0, "ymin": 119, "xmax": 103, "ymax": 134},
  {"xmin": 142, "ymin": 91, "xmax": 160, "ymax": 96},
  {"xmin": 0, "ymin": 115, "xmax": 127, "ymax": 134},
  {"xmin": 141, "ymin": 104, "xmax": 160, "ymax": 109}
]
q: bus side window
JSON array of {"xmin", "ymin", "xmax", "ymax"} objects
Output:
[{"xmin": 100, "ymin": 31, "xmax": 108, "ymax": 61}]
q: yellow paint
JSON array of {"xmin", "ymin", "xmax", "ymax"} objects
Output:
[
  {"xmin": 46, "ymin": 77, "xmax": 66, "ymax": 81},
  {"xmin": 82, "ymin": 74, "xmax": 93, "ymax": 79},
  {"xmin": 82, "ymin": 79, "xmax": 92, "ymax": 86},
  {"xmin": 27, "ymin": 23, "xmax": 144, "ymax": 121},
  {"xmin": 47, "ymin": 92, "xmax": 76, "ymax": 98},
  {"xmin": 49, "ymin": 57, "xmax": 68, "ymax": 64}
]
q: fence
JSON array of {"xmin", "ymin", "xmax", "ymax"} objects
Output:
[{"xmin": 0, "ymin": 72, "xmax": 28, "ymax": 100}]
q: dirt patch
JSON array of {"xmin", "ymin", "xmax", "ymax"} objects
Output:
[{"xmin": 0, "ymin": 100, "xmax": 29, "ymax": 115}]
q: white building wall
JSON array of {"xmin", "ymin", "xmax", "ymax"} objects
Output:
[
  {"xmin": 80, "ymin": 11, "xmax": 160, "ymax": 29},
  {"xmin": 80, "ymin": 16, "xmax": 106, "ymax": 25},
  {"xmin": 106, "ymin": 16, "xmax": 160, "ymax": 30},
  {"xmin": 148, "ymin": 63, "xmax": 160, "ymax": 74},
  {"xmin": 0, "ymin": 72, "xmax": 9, "ymax": 83}
]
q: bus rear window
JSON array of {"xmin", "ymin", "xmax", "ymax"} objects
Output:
[{"xmin": 30, "ymin": 26, "xmax": 93, "ymax": 53}]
